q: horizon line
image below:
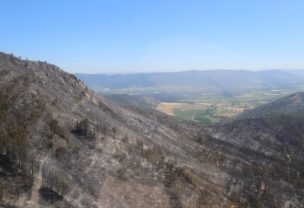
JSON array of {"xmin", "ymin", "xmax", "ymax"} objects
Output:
[{"xmin": 74, "ymin": 68, "xmax": 304, "ymax": 75}]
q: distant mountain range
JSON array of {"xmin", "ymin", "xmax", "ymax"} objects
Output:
[{"xmin": 76, "ymin": 70, "xmax": 304, "ymax": 95}]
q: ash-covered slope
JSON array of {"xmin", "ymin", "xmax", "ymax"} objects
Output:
[
  {"xmin": 216, "ymin": 93, "xmax": 304, "ymax": 208},
  {"xmin": 0, "ymin": 53, "xmax": 230, "ymax": 207},
  {"xmin": 0, "ymin": 53, "xmax": 303, "ymax": 208}
]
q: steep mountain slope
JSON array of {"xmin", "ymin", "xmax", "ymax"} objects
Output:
[
  {"xmin": 0, "ymin": 53, "xmax": 231, "ymax": 208},
  {"xmin": 104, "ymin": 94, "xmax": 158, "ymax": 108},
  {"xmin": 216, "ymin": 92, "xmax": 304, "ymax": 207},
  {"xmin": 0, "ymin": 53, "xmax": 303, "ymax": 208}
]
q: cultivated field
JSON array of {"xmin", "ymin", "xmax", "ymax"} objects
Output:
[
  {"xmin": 155, "ymin": 89, "xmax": 300, "ymax": 125},
  {"xmin": 157, "ymin": 101, "xmax": 248, "ymax": 124}
]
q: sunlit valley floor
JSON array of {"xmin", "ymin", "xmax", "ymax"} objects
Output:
[{"xmin": 78, "ymin": 71, "xmax": 304, "ymax": 125}]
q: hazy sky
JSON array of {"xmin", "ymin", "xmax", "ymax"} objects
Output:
[{"xmin": 1, "ymin": 0, "xmax": 304, "ymax": 73}]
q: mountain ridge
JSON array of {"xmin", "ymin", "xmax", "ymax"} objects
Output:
[{"xmin": 76, "ymin": 69, "xmax": 304, "ymax": 93}]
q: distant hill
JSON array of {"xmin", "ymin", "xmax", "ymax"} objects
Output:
[
  {"xmin": 76, "ymin": 70, "xmax": 304, "ymax": 94},
  {"xmin": 238, "ymin": 92, "xmax": 304, "ymax": 119}
]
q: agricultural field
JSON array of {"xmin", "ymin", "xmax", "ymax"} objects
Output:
[
  {"xmin": 156, "ymin": 101, "xmax": 247, "ymax": 125},
  {"xmin": 97, "ymin": 79, "xmax": 304, "ymax": 125},
  {"xmin": 156, "ymin": 89, "xmax": 300, "ymax": 125}
]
